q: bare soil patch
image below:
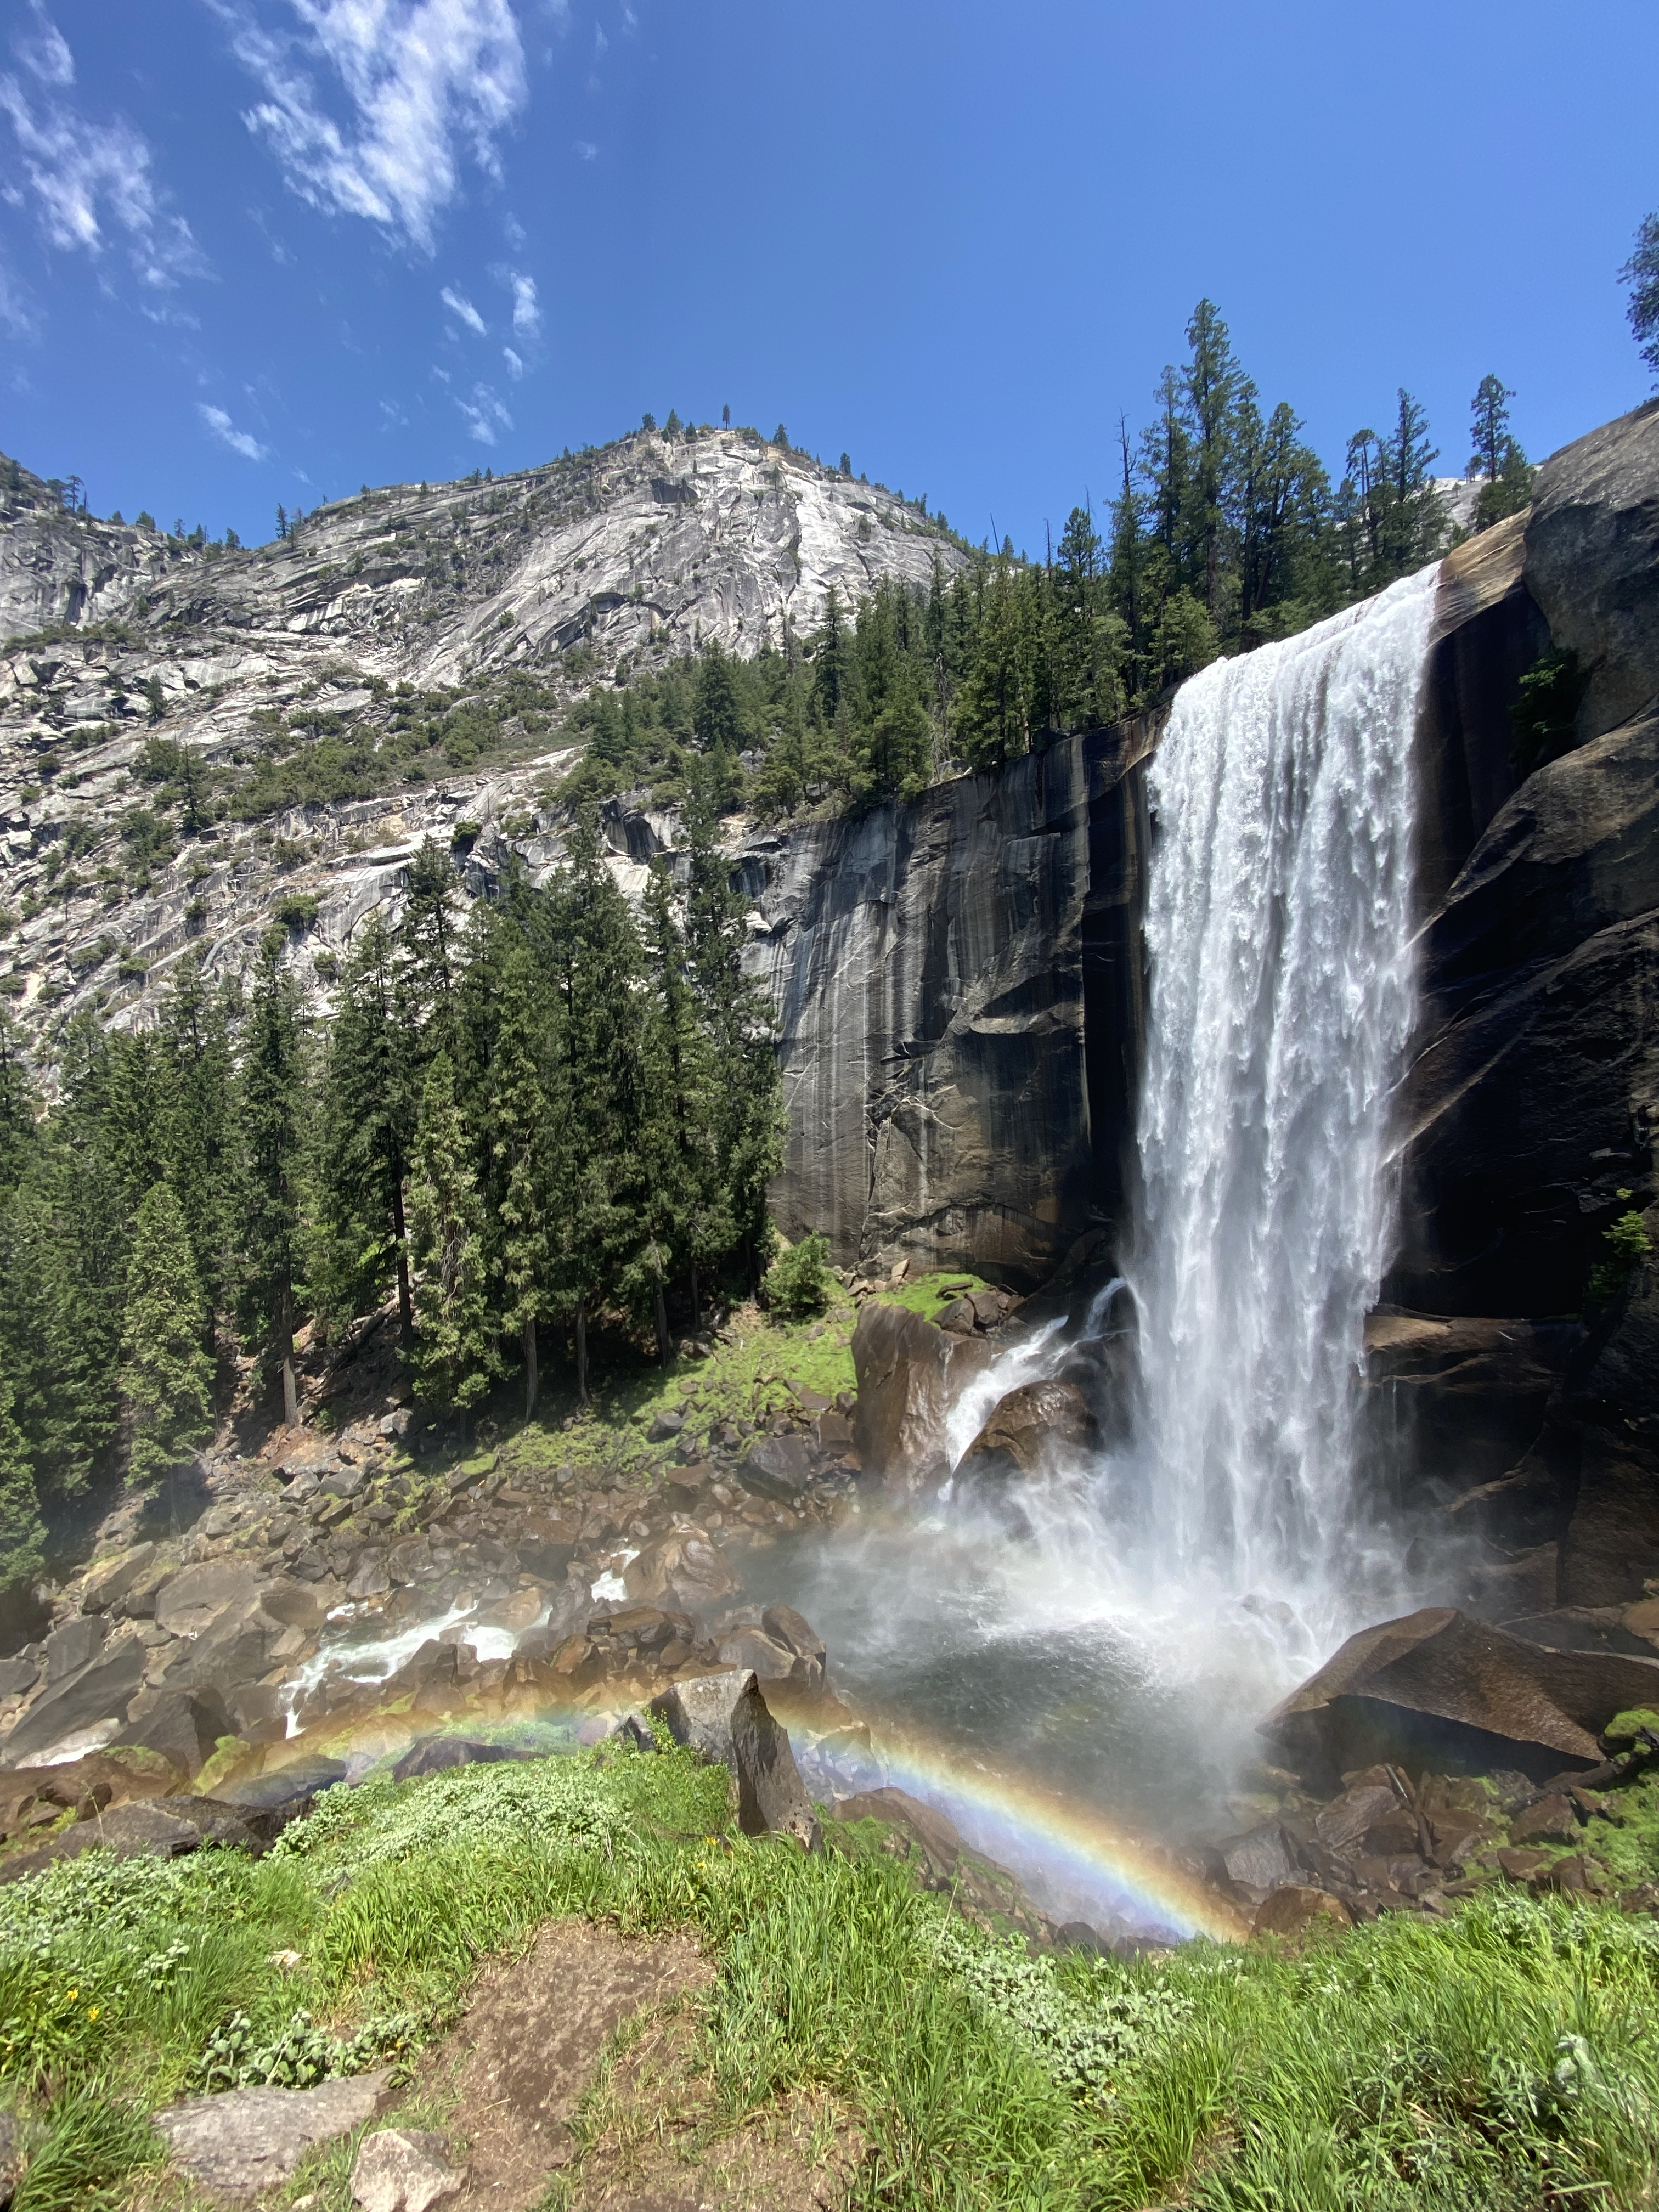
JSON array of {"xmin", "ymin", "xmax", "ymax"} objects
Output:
[
  {"xmin": 416, "ymin": 1918, "xmax": 713, "ymax": 2211},
  {"xmin": 556, "ymin": 2006, "xmax": 861, "ymax": 2212},
  {"xmin": 407, "ymin": 1915, "xmax": 859, "ymax": 2212}
]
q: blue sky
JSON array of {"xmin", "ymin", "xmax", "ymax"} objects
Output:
[{"xmin": 3, "ymin": 0, "xmax": 1656, "ymax": 554}]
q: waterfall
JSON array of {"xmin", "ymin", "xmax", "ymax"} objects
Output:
[{"xmin": 1130, "ymin": 563, "xmax": 1439, "ymax": 1604}]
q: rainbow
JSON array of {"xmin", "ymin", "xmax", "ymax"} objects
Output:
[
  {"xmin": 813, "ymin": 1717, "xmax": 1246, "ymax": 1943},
  {"xmin": 272, "ymin": 1688, "xmax": 1245, "ymax": 1946}
]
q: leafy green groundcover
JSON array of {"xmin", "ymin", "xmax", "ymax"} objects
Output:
[{"xmin": 0, "ymin": 1746, "xmax": 1655, "ymax": 2209}]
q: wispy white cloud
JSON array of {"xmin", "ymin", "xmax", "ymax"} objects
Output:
[
  {"xmin": 508, "ymin": 268, "xmax": 537, "ymax": 333},
  {"xmin": 14, "ymin": 0, "xmax": 72, "ymax": 87},
  {"xmin": 0, "ymin": 7, "xmax": 204, "ymax": 292},
  {"xmin": 220, "ymin": 0, "xmax": 528, "ymax": 253},
  {"xmin": 199, "ymin": 402, "xmax": 269, "ymax": 460},
  {"xmin": 592, "ymin": 23, "xmax": 607, "ymax": 54},
  {"xmin": 440, "ymin": 282, "xmax": 485, "ymax": 333},
  {"xmin": 0, "ymin": 256, "xmax": 37, "ymax": 337},
  {"xmin": 573, "ymin": 138, "xmax": 595, "ymax": 161},
  {"xmin": 502, "ymin": 344, "xmax": 522, "ymax": 378},
  {"xmin": 456, "ymin": 380, "xmax": 510, "ymax": 444}
]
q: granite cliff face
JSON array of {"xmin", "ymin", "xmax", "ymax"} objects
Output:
[
  {"xmin": 750, "ymin": 718, "xmax": 1154, "ymax": 1285},
  {"xmin": 1376, "ymin": 402, "xmax": 1659, "ymax": 1621},
  {"xmin": 0, "ymin": 432, "xmax": 964, "ymax": 1043}
]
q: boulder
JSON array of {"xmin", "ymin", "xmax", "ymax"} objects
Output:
[
  {"xmin": 115, "ymin": 1685, "xmax": 234, "ymax": 1778},
  {"xmin": 1313, "ymin": 1782, "xmax": 1402, "ymax": 1856},
  {"xmin": 1, "ymin": 1634, "xmax": 147, "ymax": 1768},
  {"xmin": 1213, "ymin": 1823, "xmax": 1300, "ymax": 1896},
  {"xmin": 80, "ymin": 1542, "xmax": 157, "ymax": 1615},
  {"xmin": 761, "ymin": 1604, "xmax": 827, "ymax": 1688},
  {"xmin": 347, "ymin": 1550, "xmax": 391, "ymax": 1600},
  {"xmin": 43, "ymin": 1613, "xmax": 106, "ymax": 1682},
  {"xmin": 1252, "ymin": 1886, "xmax": 1352, "ymax": 1940},
  {"xmin": 622, "ymin": 1528, "xmax": 739, "ymax": 1610},
  {"xmin": 516, "ymin": 1514, "xmax": 579, "ymax": 1581},
  {"xmin": 663, "ymin": 1465, "xmax": 714, "ymax": 1510},
  {"xmin": 257, "ymin": 1577, "xmax": 336, "ymax": 1632},
  {"xmin": 154, "ymin": 1561, "xmax": 263, "ymax": 1640},
  {"xmin": 0, "ymin": 1796, "xmax": 261, "ymax": 1883},
  {"xmin": 851, "ymin": 1301, "xmax": 986, "ymax": 1484},
  {"xmin": 812, "ymin": 1409, "xmax": 856, "ymax": 1455},
  {"xmin": 1262, "ymin": 1607, "xmax": 1659, "ymax": 1783},
  {"xmin": 213, "ymin": 1756, "xmax": 348, "ymax": 1839},
  {"xmin": 351, "ymin": 2127, "xmax": 465, "ymax": 2212},
  {"xmin": 714, "ymin": 1628, "xmax": 795, "ymax": 1681},
  {"xmin": 954, "ymin": 1379, "xmax": 1100, "ymax": 1482},
  {"xmin": 834, "ymin": 1786, "xmax": 962, "ymax": 1877},
  {"xmin": 154, "ymin": 2070, "xmax": 392, "ymax": 2197},
  {"xmin": 735, "ymin": 1435, "xmax": 815, "ymax": 1502},
  {"xmin": 647, "ymin": 1671, "xmax": 820, "ymax": 1849},
  {"xmin": 391, "ymin": 1737, "xmax": 518, "ymax": 1782},
  {"xmin": 0, "ymin": 1656, "xmax": 38, "ymax": 1700}
]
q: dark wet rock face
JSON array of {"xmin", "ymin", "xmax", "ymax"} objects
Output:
[
  {"xmin": 755, "ymin": 718, "xmax": 1157, "ymax": 1286},
  {"xmin": 956, "ymin": 1381, "xmax": 1100, "ymax": 1483},
  {"xmin": 1373, "ymin": 402, "xmax": 1659, "ymax": 1607},
  {"xmin": 1261, "ymin": 1607, "xmax": 1659, "ymax": 1785},
  {"xmin": 850, "ymin": 1301, "xmax": 988, "ymax": 1485}
]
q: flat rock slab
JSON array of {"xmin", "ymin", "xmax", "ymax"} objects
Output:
[
  {"xmin": 1, "ymin": 1636, "xmax": 147, "ymax": 1768},
  {"xmin": 154, "ymin": 2068, "xmax": 392, "ymax": 2199}
]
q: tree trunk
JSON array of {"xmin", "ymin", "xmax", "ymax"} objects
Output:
[
  {"xmin": 392, "ymin": 1183, "xmax": 413, "ymax": 1347},
  {"xmin": 575, "ymin": 1295, "xmax": 589, "ymax": 1406},
  {"xmin": 278, "ymin": 1290, "xmax": 300, "ymax": 1428},
  {"xmin": 653, "ymin": 1286, "xmax": 670, "ymax": 1369},
  {"xmin": 689, "ymin": 1263, "xmax": 699, "ymax": 1333},
  {"xmin": 523, "ymin": 1313, "xmax": 539, "ymax": 1420}
]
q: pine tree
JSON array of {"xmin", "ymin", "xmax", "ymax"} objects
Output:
[
  {"xmin": 0, "ymin": 1008, "xmax": 35, "ymax": 1194},
  {"xmin": 1467, "ymin": 376, "xmax": 1534, "ymax": 531},
  {"xmin": 312, "ymin": 915, "xmax": 414, "ymax": 1340},
  {"xmin": 238, "ymin": 929, "xmax": 310, "ymax": 1427},
  {"xmin": 1374, "ymin": 388, "xmax": 1443, "ymax": 580},
  {"xmin": 120, "ymin": 1181, "xmax": 213, "ymax": 1488},
  {"xmin": 457, "ymin": 906, "xmax": 561, "ymax": 1417},
  {"xmin": 159, "ymin": 953, "xmax": 234, "ymax": 1340},
  {"xmin": 1621, "ymin": 215, "xmax": 1659, "ymax": 383},
  {"xmin": 545, "ymin": 814, "xmax": 650, "ymax": 1393},
  {"xmin": 398, "ymin": 838, "xmax": 460, "ymax": 1059},
  {"xmin": 1180, "ymin": 300, "xmax": 1244, "ymax": 619},
  {"xmin": 0, "ymin": 1381, "xmax": 43, "ymax": 1599},
  {"xmin": 406, "ymin": 1049, "xmax": 493, "ymax": 1418}
]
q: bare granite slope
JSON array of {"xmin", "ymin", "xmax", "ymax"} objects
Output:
[{"xmin": 0, "ymin": 431, "xmax": 966, "ymax": 1046}]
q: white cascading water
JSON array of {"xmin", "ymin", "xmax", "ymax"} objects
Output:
[{"xmin": 1129, "ymin": 562, "xmax": 1441, "ymax": 1611}]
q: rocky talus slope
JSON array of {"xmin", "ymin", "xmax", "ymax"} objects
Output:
[{"xmin": 0, "ymin": 430, "xmax": 965, "ymax": 1046}]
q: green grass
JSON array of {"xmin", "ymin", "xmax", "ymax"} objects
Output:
[
  {"xmin": 0, "ymin": 1748, "xmax": 1654, "ymax": 2209},
  {"xmin": 488, "ymin": 1276, "xmax": 991, "ymax": 1492}
]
